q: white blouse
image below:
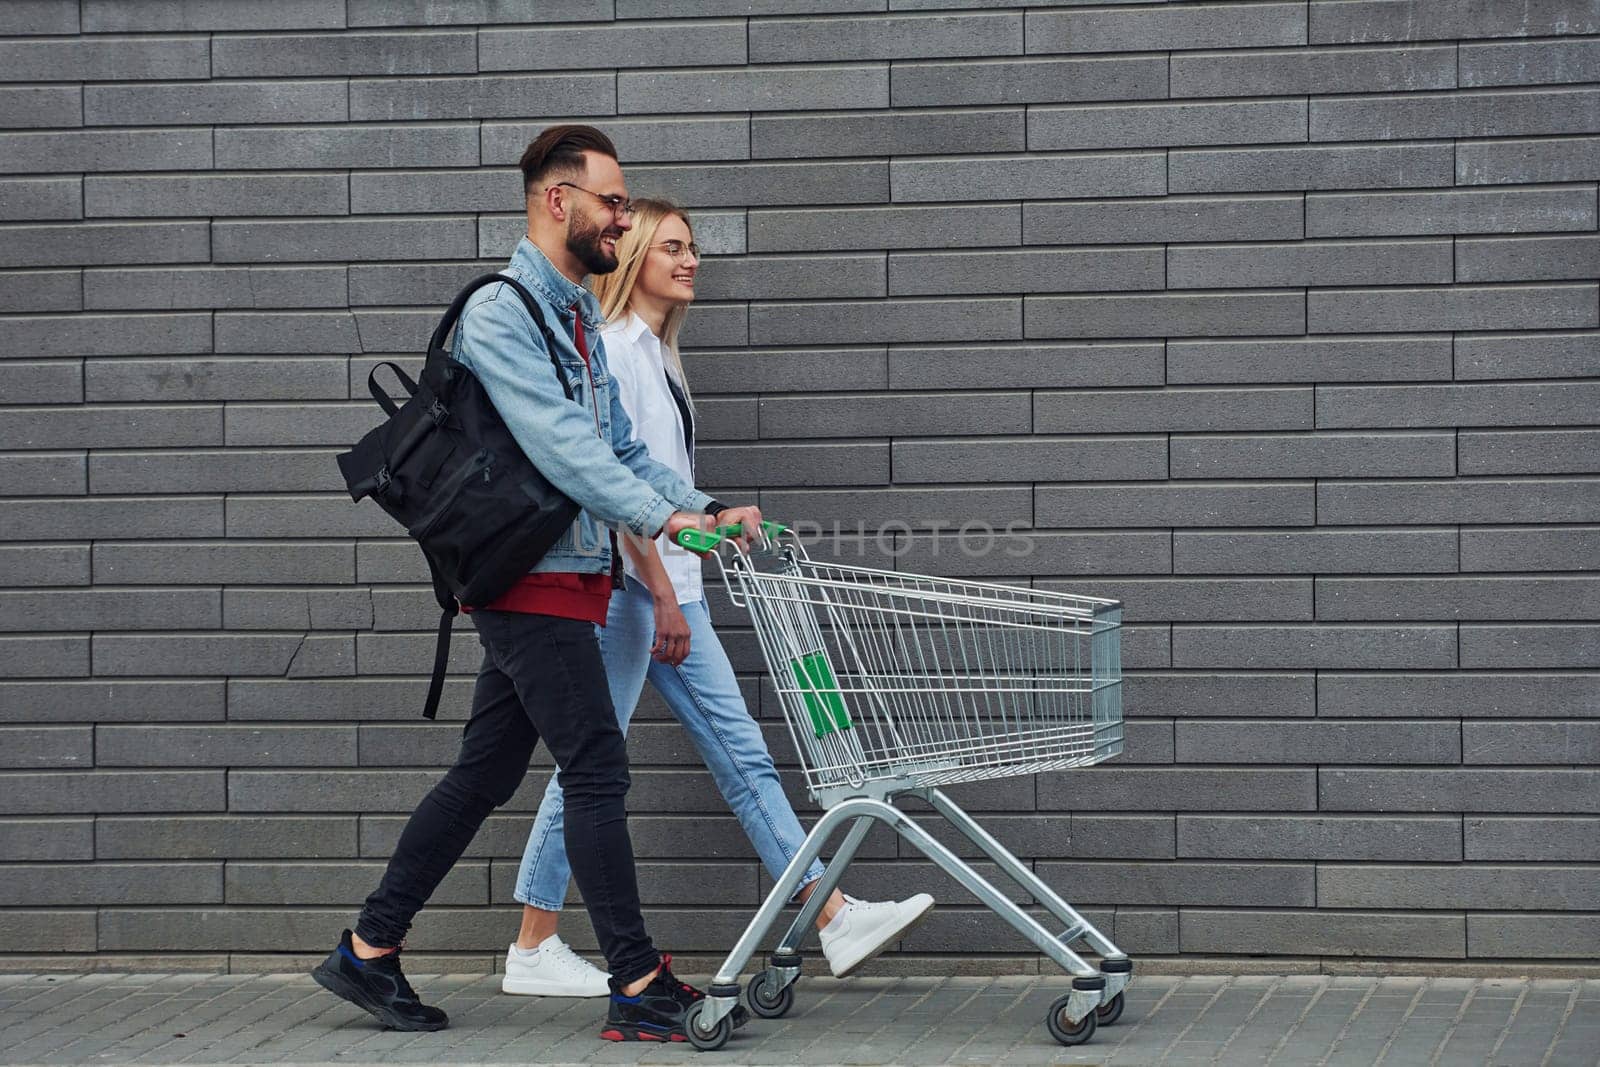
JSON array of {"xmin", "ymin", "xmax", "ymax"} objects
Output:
[{"xmin": 601, "ymin": 311, "xmax": 703, "ymax": 606}]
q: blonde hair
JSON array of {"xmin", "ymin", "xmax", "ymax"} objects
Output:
[{"xmin": 591, "ymin": 197, "xmax": 695, "ymax": 413}]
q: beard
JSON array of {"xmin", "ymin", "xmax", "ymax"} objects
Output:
[{"xmin": 567, "ymin": 212, "xmax": 621, "ymax": 275}]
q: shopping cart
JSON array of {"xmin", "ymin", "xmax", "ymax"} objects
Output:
[{"xmin": 673, "ymin": 521, "xmax": 1133, "ymax": 1051}]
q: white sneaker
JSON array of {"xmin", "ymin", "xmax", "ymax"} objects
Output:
[
  {"xmin": 500, "ymin": 935, "xmax": 610, "ymax": 997},
  {"xmin": 818, "ymin": 893, "xmax": 935, "ymax": 978}
]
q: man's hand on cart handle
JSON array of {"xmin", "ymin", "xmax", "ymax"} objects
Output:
[
  {"xmin": 665, "ymin": 506, "xmax": 763, "ymax": 556},
  {"xmin": 712, "ymin": 505, "xmax": 764, "ymax": 550},
  {"xmin": 663, "ymin": 511, "xmax": 716, "ymax": 556}
]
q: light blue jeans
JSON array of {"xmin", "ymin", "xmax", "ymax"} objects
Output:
[{"xmin": 514, "ymin": 577, "xmax": 827, "ymax": 911}]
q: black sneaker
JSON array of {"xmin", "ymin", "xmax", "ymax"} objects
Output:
[
  {"xmin": 598, "ymin": 954, "xmax": 746, "ymax": 1042},
  {"xmin": 656, "ymin": 954, "xmax": 749, "ymax": 1029},
  {"xmin": 311, "ymin": 929, "xmax": 448, "ymax": 1032}
]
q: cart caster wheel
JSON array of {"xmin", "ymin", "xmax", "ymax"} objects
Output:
[
  {"xmin": 685, "ymin": 1000, "xmax": 733, "ymax": 1051},
  {"xmin": 1095, "ymin": 991, "xmax": 1125, "ymax": 1026},
  {"xmin": 747, "ymin": 971, "xmax": 795, "ymax": 1019},
  {"xmin": 1047, "ymin": 995, "xmax": 1098, "ymax": 1047}
]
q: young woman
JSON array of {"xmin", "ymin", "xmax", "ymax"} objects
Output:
[{"xmin": 502, "ymin": 199, "xmax": 933, "ymax": 999}]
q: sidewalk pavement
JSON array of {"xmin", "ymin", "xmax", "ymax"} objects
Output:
[{"xmin": 1, "ymin": 971, "xmax": 1596, "ymax": 1066}]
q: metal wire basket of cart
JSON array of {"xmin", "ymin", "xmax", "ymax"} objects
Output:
[{"xmin": 674, "ymin": 520, "xmax": 1132, "ymax": 1051}]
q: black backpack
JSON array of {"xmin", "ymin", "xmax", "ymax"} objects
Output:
[{"xmin": 337, "ymin": 273, "xmax": 582, "ymax": 719}]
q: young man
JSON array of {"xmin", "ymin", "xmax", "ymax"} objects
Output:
[{"xmin": 312, "ymin": 125, "xmax": 761, "ymax": 1042}]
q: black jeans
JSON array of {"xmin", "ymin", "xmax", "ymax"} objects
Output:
[{"xmin": 355, "ymin": 610, "xmax": 659, "ymax": 986}]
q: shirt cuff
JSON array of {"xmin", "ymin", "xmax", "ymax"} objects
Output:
[{"xmin": 634, "ymin": 493, "xmax": 677, "ymax": 540}]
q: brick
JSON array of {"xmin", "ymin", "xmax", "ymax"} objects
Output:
[
  {"xmin": 0, "ymin": 403, "xmax": 218, "ymax": 449},
  {"xmin": 1460, "ymin": 624, "xmax": 1600, "ymax": 669},
  {"xmin": 1324, "ymin": 768, "xmax": 1600, "ymax": 813},
  {"xmin": 1312, "ymin": 283, "xmax": 1599, "ymax": 333},
  {"xmin": 1178, "ymin": 815, "xmax": 1461, "ymax": 861},
  {"xmin": 1319, "ymin": 477, "xmax": 1600, "ymax": 525},
  {"xmin": 0, "ymin": 726, "xmax": 91, "ymax": 768},
  {"xmin": 1035, "ymin": 387, "xmax": 1311, "ymax": 433},
  {"xmin": 697, "ymin": 442, "xmax": 889, "ymax": 486},
  {"xmin": 0, "ymin": 177, "xmax": 81, "ymax": 222},
  {"xmin": 0, "ymin": 85, "xmax": 81, "ymax": 129},
  {"xmin": 1323, "ymin": 864, "xmax": 1600, "ymax": 911},
  {"xmin": 1038, "ymin": 482, "xmax": 1313, "ymax": 528},
  {"xmin": 893, "ymin": 53, "xmax": 1165, "ymax": 108},
  {"xmin": 1465, "ymin": 817, "xmax": 1600, "ymax": 861},
  {"xmin": 620, "ymin": 65, "xmax": 887, "ymax": 115},
  {"xmin": 894, "ymin": 435, "xmax": 1165, "ymax": 483},
  {"xmin": 214, "ymin": 312, "xmax": 363, "ymax": 354},
  {"xmin": 228, "ymin": 678, "xmax": 473, "ymax": 721},
  {"xmin": 1171, "ymin": 43, "xmax": 1456, "ymax": 97},
  {"xmin": 1178, "ymin": 720, "xmax": 1459, "ymax": 765},
  {"xmin": 347, "ymin": 262, "xmax": 498, "ymax": 306},
  {"xmin": 892, "ymin": 152, "xmax": 1162, "ymax": 202},
  {"xmin": 1181, "ymin": 909, "xmax": 1464, "ymax": 958},
  {"xmin": 226, "ymin": 495, "xmax": 393, "ymax": 539},
  {"xmin": 1457, "ymin": 134, "xmax": 1600, "ymax": 184},
  {"xmin": 0, "ymin": 589, "xmax": 215, "ymax": 633},
  {"xmin": 1035, "ymin": 861, "xmax": 1315, "ymax": 908},
  {"xmin": 1464, "ymin": 722, "xmax": 1600, "ymax": 766},
  {"xmin": 1320, "ymin": 381, "xmax": 1600, "ymax": 429},
  {"xmin": 84, "ymin": 0, "xmax": 344, "ymax": 30},
  {"xmin": 0, "ymin": 35, "xmax": 209, "ymax": 82},
  {"xmin": 752, "ymin": 12, "xmax": 1019, "ymax": 62},
  {"xmin": 889, "ymin": 247, "xmax": 1161, "ymax": 297},
  {"xmin": 0, "ymin": 544, "xmax": 89, "ymax": 588},
  {"xmin": 1034, "ymin": 99, "xmax": 1306, "ymax": 152},
  {"xmin": 227, "ymin": 405, "xmax": 389, "ymax": 449},
  {"xmin": 1170, "ymin": 142, "xmax": 1453, "ymax": 194},
  {"xmin": 348, "ymin": 169, "xmax": 518, "ymax": 214},
  {"xmin": 356, "ymin": 631, "xmax": 484, "ymax": 677},
  {"xmin": 0, "ymin": 637, "xmax": 83, "ymax": 680},
  {"xmin": 1171, "ymin": 432, "xmax": 1456, "ymax": 478},
  {"xmin": 1306, "ymin": 186, "xmax": 1596, "ymax": 237},
  {"xmin": 1175, "ymin": 529, "xmax": 1456, "ymax": 575},
  {"xmin": 1028, "ymin": 292, "xmax": 1306, "ymax": 340},
  {"xmin": 96, "ymin": 906, "xmax": 352, "ymax": 951},
  {"xmin": 1034, "ymin": 194, "xmax": 1298, "ymax": 246},
  {"xmin": 686, "ymin": 347, "xmax": 889, "ymax": 393},
  {"xmin": 0, "ymin": 220, "xmax": 208, "ymax": 269},
  {"xmin": 1170, "ymin": 238, "xmax": 1451, "ymax": 288},
  {"xmin": 1457, "ymin": 234, "xmax": 1600, "ymax": 283},
  {"xmin": 86, "ymin": 266, "xmax": 348, "ymax": 310},
  {"xmin": 1027, "ymin": 3, "xmax": 1306, "ymax": 53},
  {"xmin": 1461, "ymin": 429, "xmax": 1600, "ymax": 475},
  {"xmin": 349, "ymin": 0, "xmax": 610, "ymax": 24},
  {"xmin": 0, "ymin": 911, "xmax": 95, "ymax": 953},
  {"xmin": 1461, "ymin": 527, "xmax": 1599, "ymax": 572},
  {"xmin": 1461, "ymin": 37, "xmax": 1600, "ymax": 88},
  {"xmin": 214, "ymin": 217, "xmax": 484, "ymax": 264},
  {"xmin": 1455, "ymin": 331, "xmax": 1599, "ymax": 380},
  {"xmin": 1040, "ymin": 768, "xmax": 1316, "ymax": 812},
  {"xmin": 896, "ymin": 531, "xmax": 1172, "ymax": 578},
  {"xmin": 627, "ymin": 160, "xmax": 888, "ymax": 209},
  {"xmin": 220, "ymin": 125, "xmax": 477, "ymax": 173},
  {"xmin": 1319, "ymin": 672, "xmax": 1600, "ymax": 719},
  {"xmin": 226, "ymin": 588, "xmax": 373, "ymax": 631},
  {"xmin": 758, "ymin": 389, "xmax": 1025, "ymax": 439},
  {"xmin": 96, "ymin": 725, "xmax": 357, "ymax": 768},
  {"xmin": 1314, "ymin": 87, "xmax": 1600, "ymax": 142},
  {"xmin": 1173, "ymin": 625, "xmax": 1456, "ymax": 669},
  {"xmin": 760, "ymin": 487, "xmax": 1029, "ymax": 530},
  {"xmin": 355, "ymin": 542, "xmax": 437, "ymax": 584},
  {"xmin": 93, "ymin": 634, "xmax": 309, "ymax": 678},
  {"xmin": 0, "ymin": 771, "xmax": 225, "ymax": 814},
  {"xmin": 7, "ymin": 498, "xmax": 222, "ymax": 541},
  {"xmin": 94, "ymin": 542, "xmax": 352, "ymax": 585},
  {"xmin": 97, "ymin": 815, "xmax": 357, "ymax": 859},
  {"xmin": 227, "ymin": 861, "xmax": 486, "ymax": 906},
  {"xmin": 749, "ymin": 298, "xmax": 1018, "ymax": 346},
  {"xmin": 753, "ymin": 107, "xmax": 1024, "ymax": 159},
  {"xmin": 0, "ymin": 271, "xmax": 81, "ymax": 314},
  {"xmin": 890, "ymin": 342, "xmax": 1163, "ymax": 390},
  {"xmin": 86, "ymin": 80, "xmax": 347, "ymax": 126},
  {"xmin": 1310, "ymin": 0, "xmax": 1599, "ymax": 43},
  {"xmin": 0, "ymin": 0, "xmax": 77, "ymax": 33},
  {"xmin": 86, "ymin": 360, "xmax": 346, "ymax": 405},
  {"xmin": 750, "ymin": 204, "xmax": 1017, "ymax": 252},
  {"xmin": 85, "ymin": 173, "xmax": 348, "ymax": 219},
  {"xmin": 1040, "ymin": 578, "xmax": 1311, "ymax": 622},
  {"xmin": 0, "ymin": 817, "xmax": 92, "ymax": 860},
  {"xmin": 350, "ymin": 72, "xmax": 615, "ymax": 121},
  {"xmin": 1469, "ymin": 915, "xmax": 1600, "ymax": 959},
  {"xmin": 0, "ymin": 862, "xmax": 221, "ymax": 905},
  {"xmin": 0, "ymin": 453, "xmax": 84, "ymax": 496},
  {"xmin": 0, "ymin": 680, "xmax": 223, "ymax": 724},
  {"xmin": 485, "ymin": 118, "xmax": 748, "ymax": 165},
  {"xmin": 213, "ymin": 30, "xmax": 472, "ymax": 77},
  {"xmin": 482, "ymin": 21, "xmax": 743, "ymax": 71},
  {"xmin": 1, "ymin": 312, "xmax": 212, "ymax": 359},
  {"xmin": 1129, "ymin": 673, "xmax": 1314, "ymax": 718}
]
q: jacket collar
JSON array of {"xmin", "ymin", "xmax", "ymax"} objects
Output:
[{"xmin": 510, "ymin": 236, "xmax": 605, "ymax": 333}]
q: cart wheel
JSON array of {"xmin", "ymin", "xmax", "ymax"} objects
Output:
[
  {"xmin": 1095, "ymin": 991, "xmax": 1125, "ymax": 1026},
  {"xmin": 1046, "ymin": 995, "xmax": 1098, "ymax": 1047},
  {"xmin": 747, "ymin": 971, "xmax": 796, "ymax": 1019},
  {"xmin": 685, "ymin": 999, "xmax": 733, "ymax": 1051}
]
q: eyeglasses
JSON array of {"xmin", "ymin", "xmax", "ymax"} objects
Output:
[
  {"xmin": 550, "ymin": 181, "xmax": 635, "ymax": 220},
  {"xmin": 651, "ymin": 239, "xmax": 701, "ymax": 262}
]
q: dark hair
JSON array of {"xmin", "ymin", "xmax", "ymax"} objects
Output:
[{"xmin": 519, "ymin": 124, "xmax": 619, "ymax": 197}]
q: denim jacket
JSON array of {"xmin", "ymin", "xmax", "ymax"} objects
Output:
[{"xmin": 450, "ymin": 237, "xmax": 713, "ymax": 575}]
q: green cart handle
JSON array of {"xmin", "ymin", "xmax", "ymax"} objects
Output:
[{"xmin": 676, "ymin": 519, "xmax": 788, "ymax": 553}]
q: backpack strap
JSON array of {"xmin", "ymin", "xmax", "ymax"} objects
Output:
[
  {"xmin": 420, "ymin": 550, "xmax": 458, "ymax": 721},
  {"xmin": 433, "ymin": 272, "xmax": 575, "ymax": 402}
]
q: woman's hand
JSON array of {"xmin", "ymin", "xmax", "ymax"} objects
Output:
[{"xmin": 651, "ymin": 595, "xmax": 691, "ymax": 666}]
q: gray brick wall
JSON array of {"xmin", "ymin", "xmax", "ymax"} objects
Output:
[{"xmin": 0, "ymin": 0, "xmax": 1596, "ymax": 974}]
